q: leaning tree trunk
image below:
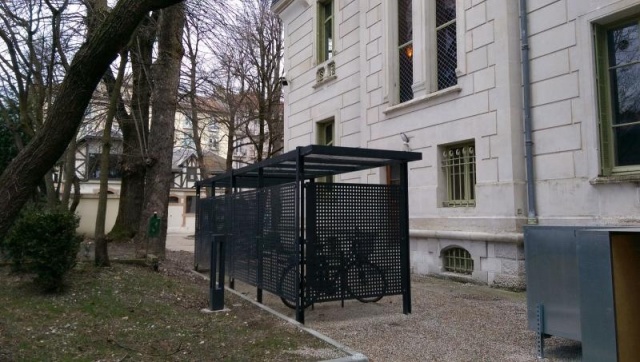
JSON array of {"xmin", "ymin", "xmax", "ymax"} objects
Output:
[
  {"xmin": 135, "ymin": 3, "xmax": 185, "ymax": 259},
  {"xmin": 0, "ymin": 0, "xmax": 184, "ymax": 241}
]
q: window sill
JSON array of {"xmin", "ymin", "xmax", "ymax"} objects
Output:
[
  {"xmin": 590, "ymin": 173, "xmax": 640, "ymax": 185},
  {"xmin": 383, "ymin": 85, "xmax": 462, "ymax": 115},
  {"xmin": 441, "ymin": 204, "xmax": 476, "ymax": 208}
]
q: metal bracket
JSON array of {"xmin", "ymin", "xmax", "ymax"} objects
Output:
[{"xmin": 536, "ymin": 303, "xmax": 545, "ymax": 359}]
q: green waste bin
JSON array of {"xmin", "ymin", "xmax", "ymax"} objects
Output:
[{"xmin": 148, "ymin": 213, "xmax": 160, "ymax": 237}]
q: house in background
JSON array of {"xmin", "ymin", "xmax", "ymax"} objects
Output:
[
  {"xmin": 168, "ymin": 150, "xmax": 226, "ymax": 233},
  {"xmin": 73, "ymin": 133, "xmax": 124, "ymax": 195},
  {"xmin": 272, "ymin": 0, "xmax": 640, "ymax": 288},
  {"xmin": 70, "ymin": 138, "xmax": 226, "ymax": 236}
]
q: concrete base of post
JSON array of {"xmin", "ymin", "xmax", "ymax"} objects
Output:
[{"xmin": 200, "ymin": 307, "xmax": 230, "ymax": 314}]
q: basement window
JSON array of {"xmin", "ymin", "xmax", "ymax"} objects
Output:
[{"xmin": 442, "ymin": 247, "xmax": 473, "ymax": 274}]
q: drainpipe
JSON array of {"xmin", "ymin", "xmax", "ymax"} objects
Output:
[{"xmin": 519, "ymin": 0, "xmax": 538, "ymax": 225}]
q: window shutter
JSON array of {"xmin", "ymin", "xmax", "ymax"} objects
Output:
[{"xmin": 594, "ymin": 25, "xmax": 613, "ymax": 175}]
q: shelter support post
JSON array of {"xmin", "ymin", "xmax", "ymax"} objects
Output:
[
  {"xmin": 229, "ymin": 171, "xmax": 236, "ymax": 290},
  {"xmin": 295, "ymin": 148, "xmax": 305, "ymax": 324},
  {"xmin": 400, "ymin": 162, "xmax": 412, "ymax": 314},
  {"xmin": 257, "ymin": 168, "xmax": 264, "ymax": 303},
  {"xmin": 195, "ymin": 184, "xmax": 201, "ymax": 270},
  {"xmin": 209, "ymin": 234, "xmax": 226, "ymax": 311}
]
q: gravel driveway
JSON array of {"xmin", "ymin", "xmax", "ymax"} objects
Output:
[{"xmin": 231, "ymin": 275, "xmax": 581, "ymax": 362}]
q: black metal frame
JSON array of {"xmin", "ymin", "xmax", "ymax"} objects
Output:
[{"xmin": 196, "ymin": 145, "xmax": 421, "ymax": 323}]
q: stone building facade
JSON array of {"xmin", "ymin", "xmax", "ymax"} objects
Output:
[{"xmin": 272, "ymin": 0, "xmax": 640, "ymax": 289}]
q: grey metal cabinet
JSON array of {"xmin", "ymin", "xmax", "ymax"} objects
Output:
[{"xmin": 524, "ymin": 226, "xmax": 640, "ymax": 362}]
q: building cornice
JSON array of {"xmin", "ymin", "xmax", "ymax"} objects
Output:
[{"xmin": 271, "ymin": 0, "xmax": 309, "ymax": 15}]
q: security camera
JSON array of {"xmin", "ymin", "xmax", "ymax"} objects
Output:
[
  {"xmin": 279, "ymin": 76, "xmax": 288, "ymax": 86},
  {"xmin": 400, "ymin": 132, "xmax": 412, "ymax": 151},
  {"xmin": 400, "ymin": 132, "xmax": 410, "ymax": 143}
]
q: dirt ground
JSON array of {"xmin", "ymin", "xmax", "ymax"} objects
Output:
[{"xmin": 1, "ymin": 240, "xmax": 347, "ymax": 361}]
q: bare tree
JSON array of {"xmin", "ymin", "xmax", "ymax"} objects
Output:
[
  {"xmin": 108, "ymin": 13, "xmax": 157, "ymax": 240},
  {"xmin": 0, "ymin": 0, "xmax": 185, "ymax": 241},
  {"xmin": 0, "ymin": 0, "xmax": 80, "ymax": 207},
  {"xmin": 235, "ymin": 0, "xmax": 284, "ymax": 161},
  {"xmin": 135, "ymin": 3, "xmax": 186, "ymax": 258},
  {"xmin": 199, "ymin": 0, "xmax": 284, "ymax": 171},
  {"xmin": 179, "ymin": 1, "xmax": 220, "ymax": 183}
]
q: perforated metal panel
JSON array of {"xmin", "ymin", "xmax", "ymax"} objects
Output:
[
  {"xmin": 258, "ymin": 183, "xmax": 298, "ymax": 301},
  {"xmin": 195, "ymin": 197, "xmax": 215, "ymax": 270},
  {"xmin": 305, "ymin": 183, "xmax": 403, "ymax": 305},
  {"xmin": 197, "ymin": 184, "xmax": 298, "ymax": 302},
  {"xmin": 195, "ymin": 195, "xmax": 229, "ymax": 271},
  {"xmin": 229, "ymin": 190, "xmax": 260, "ymax": 285}
]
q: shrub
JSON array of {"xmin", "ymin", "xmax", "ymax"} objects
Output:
[{"xmin": 2, "ymin": 209, "xmax": 82, "ymax": 292}]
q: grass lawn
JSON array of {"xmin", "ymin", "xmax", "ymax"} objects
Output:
[{"xmin": 0, "ymin": 261, "xmax": 344, "ymax": 361}]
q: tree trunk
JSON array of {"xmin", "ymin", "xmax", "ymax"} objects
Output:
[
  {"xmin": 95, "ymin": 51, "xmax": 128, "ymax": 267},
  {"xmin": 44, "ymin": 171, "xmax": 59, "ymax": 208},
  {"xmin": 60, "ymin": 138, "xmax": 76, "ymax": 209},
  {"xmin": 109, "ymin": 15, "xmax": 156, "ymax": 241},
  {"xmin": 0, "ymin": 0, "xmax": 184, "ymax": 241},
  {"xmin": 69, "ymin": 175, "xmax": 81, "ymax": 213},
  {"xmin": 135, "ymin": 3, "xmax": 185, "ymax": 259}
]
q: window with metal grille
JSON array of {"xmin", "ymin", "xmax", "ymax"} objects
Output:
[
  {"xmin": 318, "ymin": 0, "xmax": 333, "ymax": 62},
  {"xmin": 443, "ymin": 247, "xmax": 473, "ymax": 274},
  {"xmin": 595, "ymin": 17, "xmax": 640, "ymax": 175},
  {"xmin": 436, "ymin": 0, "xmax": 457, "ymax": 90},
  {"xmin": 398, "ymin": 0, "xmax": 413, "ymax": 103},
  {"xmin": 441, "ymin": 142, "xmax": 475, "ymax": 207}
]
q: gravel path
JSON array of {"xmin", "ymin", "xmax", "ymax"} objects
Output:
[
  {"xmin": 232, "ymin": 275, "xmax": 581, "ymax": 362},
  {"xmin": 162, "ymin": 244, "xmax": 581, "ymax": 362}
]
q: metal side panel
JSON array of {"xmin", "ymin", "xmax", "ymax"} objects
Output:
[
  {"xmin": 576, "ymin": 230, "xmax": 617, "ymax": 362},
  {"xmin": 524, "ymin": 226, "xmax": 581, "ymax": 341}
]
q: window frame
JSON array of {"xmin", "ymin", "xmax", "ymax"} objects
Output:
[
  {"xmin": 317, "ymin": 119, "xmax": 335, "ymax": 183},
  {"xmin": 87, "ymin": 153, "xmax": 122, "ymax": 180},
  {"xmin": 186, "ymin": 196, "xmax": 197, "ymax": 214},
  {"xmin": 386, "ymin": 163, "xmax": 401, "ymax": 186},
  {"xmin": 595, "ymin": 17, "xmax": 640, "ymax": 176},
  {"xmin": 317, "ymin": 119, "xmax": 334, "ymax": 147},
  {"xmin": 317, "ymin": 0, "xmax": 334, "ymax": 64},
  {"xmin": 186, "ymin": 166, "xmax": 198, "ymax": 182}
]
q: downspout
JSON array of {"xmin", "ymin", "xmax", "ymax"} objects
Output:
[{"xmin": 519, "ymin": 0, "xmax": 538, "ymax": 225}]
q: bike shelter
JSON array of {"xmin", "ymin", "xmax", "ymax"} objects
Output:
[{"xmin": 195, "ymin": 145, "xmax": 422, "ymax": 323}]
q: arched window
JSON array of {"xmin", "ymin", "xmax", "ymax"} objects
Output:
[
  {"xmin": 169, "ymin": 196, "xmax": 180, "ymax": 204},
  {"xmin": 442, "ymin": 247, "xmax": 473, "ymax": 275}
]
